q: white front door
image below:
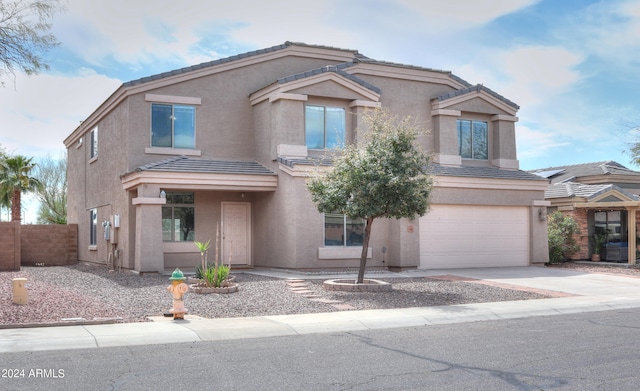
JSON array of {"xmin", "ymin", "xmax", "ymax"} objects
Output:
[{"xmin": 221, "ymin": 202, "xmax": 251, "ymax": 266}]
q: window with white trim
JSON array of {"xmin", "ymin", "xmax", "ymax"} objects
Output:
[
  {"xmin": 457, "ymin": 119, "xmax": 488, "ymax": 160},
  {"xmin": 151, "ymin": 103, "xmax": 196, "ymax": 149},
  {"xmin": 162, "ymin": 192, "xmax": 195, "ymax": 241},
  {"xmin": 305, "ymin": 105, "xmax": 345, "ymax": 150},
  {"xmin": 324, "ymin": 213, "xmax": 365, "ymax": 246}
]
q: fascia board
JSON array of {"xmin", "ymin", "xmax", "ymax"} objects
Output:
[
  {"xmin": 121, "ymin": 171, "xmax": 278, "ymax": 191},
  {"xmin": 575, "ymin": 201, "xmax": 640, "ymax": 208},
  {"xmin": 434, "ymin": 175, "xmax": 549, "ymax": 191},
  {"xmin": 64, "ymin": 86, "xmax": 128, "ymax": 147}
]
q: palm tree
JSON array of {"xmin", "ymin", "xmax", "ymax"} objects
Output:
[{"xmin": 0, "ymin": 155, "xmax": 42, "ymax": 222}]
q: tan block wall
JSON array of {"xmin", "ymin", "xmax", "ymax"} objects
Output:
[
  {"xmin": 0, "ymin": 222, "xmax": 20, "ymax": 271},
  {"xmin": 0, "ymin": 223, "xmax": 77, "ymax": 270},
  {"xmin": 21, "ymin": 224, "xmax": 78, "ymax": 266}
]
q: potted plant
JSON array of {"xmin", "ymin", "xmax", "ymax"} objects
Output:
[{"xmin": 590, "ymin": 229, "xmax": 608, "ymax": 262}]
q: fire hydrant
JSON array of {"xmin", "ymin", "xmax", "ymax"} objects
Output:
[{"xmin": 167, "ymin": 268, "xmax": 189, "ymax": 320}]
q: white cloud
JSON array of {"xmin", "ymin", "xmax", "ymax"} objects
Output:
[
  {"xmin": 456, "ymin": 45, "xmax": 584, "ymax": 109},
  {"xmin": 397, "ymin": 0, "xmax": 539, "ymax": 28},
  {"xmin": 0, "ymin": 71, "xmax": 121, "ymax": 158},
  {"xmin": 562, "ymin": 0, "xmax": 640, "ymax": 71},
  {"xmin": 515, "ymin": 124, "xmax": 571, "ymax": 161}
]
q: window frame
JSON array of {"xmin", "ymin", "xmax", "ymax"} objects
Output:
[
  {"xmin": 457, "ymin": 119, "xmax": 488, "ymax": 160},
  {"xmin": 90, "ymin": 127, "xmax": 98, "ymax": 160},
  {"xmin": 305, "ymin": 105, "xmax": 346, "ymax": 150},
  {"xmin": 162, "ymin": 192, "xmax": 196, "ymax": 242},
  {"xmin": 89, "ymin": 208, "xmax": 97, "ymax": 246},
  {"xmin": 323, "ymin": 212, "xmax": 366, "ymax": 247},
  {"xmin": 150, "ymin": 103, "xmax": 196, "ymax": 149}
]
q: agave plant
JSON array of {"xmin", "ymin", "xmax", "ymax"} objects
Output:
[{"xmin": 194, "ymin": 239, "xmax": 211, "ymax": 283}]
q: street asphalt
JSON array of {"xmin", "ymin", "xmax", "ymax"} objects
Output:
[{"xmin": 2, "ymin": 264, "xmax": 640, "ymax": 353}]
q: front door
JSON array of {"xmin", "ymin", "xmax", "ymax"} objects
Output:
[{"xmin": 221, "ymin": 202, "xmax": 251, "ymax": 266}]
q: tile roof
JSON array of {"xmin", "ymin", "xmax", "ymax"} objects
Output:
[
  {"xmin": 275, "ymin": 62, "xmax": 382, "ymax": 94},
  {"xmin": 355, "ymin": 58, "xmax": 473, "ymax": 88},
  {"xmin": 122, "ymin": 41, "xmax": 471, "ymax": 92},
  {"xmin": 434, "ymin": 84, "xmax": 520, "ymax": 110},
  {"xmin": 544, "ymin": 182, "xmax": 640, "ymax": 200},
  {"xmin": 131, "ymin": 156, "xmax": 276, "ymax": 176},
  {"xmin": 427, "ymin": 163, "xmax": 547, "ymax": 181},
  {"xmin": 530, "ymin": 161, "xmax": 640, "ymax": 184},
  {"xmin": 279, "ymin": 158, "xmax": 546, "ymax": 181},
  {"xmin": 277, "ymin": 156, "xmax": 334, "ymax": 167},
  {"xmin": 123, "ymin": 41, "xmax": 366, "ymax": 88}
]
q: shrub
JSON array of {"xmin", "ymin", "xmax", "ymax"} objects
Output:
[
  {"xmin": 202, "ymin": 264, "xmax": 230, "ymax": 288},
  {"xmin": 547, "ymin": 211, "xmax": 580, "ymax": 264}
]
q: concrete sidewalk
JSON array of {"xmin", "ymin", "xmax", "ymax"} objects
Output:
[{"xmin": 2, "ymin": 266, "xmax": 640, "ymax": 353}]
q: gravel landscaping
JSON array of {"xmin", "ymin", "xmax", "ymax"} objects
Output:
[{"xmin": 1, "ymin": 261, "xmax": 636, "ymax": 327}]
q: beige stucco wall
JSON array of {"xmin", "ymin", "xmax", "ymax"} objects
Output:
[{"xmin": 67, "ymin": 100, "xmax": 133, "ymax": 268}]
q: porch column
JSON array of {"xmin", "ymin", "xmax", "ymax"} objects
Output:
[
  {"xmin": 628, "ymin": 207, "xmax": 637, "ymax": 265},
  {"xmin": 132, "ymin": 185, "xmax": 166, "ymax": 273}
]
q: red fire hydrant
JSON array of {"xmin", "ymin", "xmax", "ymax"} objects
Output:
[{"xmin": 167, "ymin": 268, "xmax": 189, "ymax": 320}]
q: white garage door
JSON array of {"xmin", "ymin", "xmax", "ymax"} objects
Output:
[{"xmin": 419, "ymin": 205, "xmax": 529, "ymax": 269}]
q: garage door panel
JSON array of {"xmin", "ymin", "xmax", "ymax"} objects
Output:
[{"xmin": 419, "ymin": 205, "xmax": 529, "ymax": 269}]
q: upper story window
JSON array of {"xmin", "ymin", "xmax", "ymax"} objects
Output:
[
  {"xmin": 162, "ymin": 192, "xmax": 195, "ymax": 242},
  {"xmin": 90, "ymin": 127, "xmax": 98, "ymax": 159},
  {"xmin": 151, "ymin": 103, "xmax": 195, "ymax": 149},
  {"xmin": 457, "ymin": 119, "xmax": 488, "ymax": 160},
  {"xmin": 324, "ymin": 212, "xmax": 365, "ymax": 247},
  {"xmin": 305, "ymin": 105, "xmax": 345, "ymax": 150}
]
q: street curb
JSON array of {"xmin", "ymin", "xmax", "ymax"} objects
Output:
[{"xmin": 0, "ymin": 317, "xmax": 124, "ymax": 329}]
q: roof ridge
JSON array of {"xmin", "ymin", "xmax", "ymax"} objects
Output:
[
  {"xmin": 531, "ymin": 160, "xmax": 623, "ymax": 172},
  {"xmin": 124, "ymin": 41, "xmax": 366, "ymax": 88}
]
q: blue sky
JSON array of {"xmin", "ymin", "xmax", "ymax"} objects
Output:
[{"xmin": 1, "ymin": 0, "xmax": 639, "ymax": 173}]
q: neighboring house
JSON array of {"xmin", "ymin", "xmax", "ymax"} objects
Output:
[
  {"xmin": 531, "ymin": 161, "xmax": 640, "ymax": 263},
  {"xmin": 64, "ymin": 41, "xmax": 549, "ymax": 273}
]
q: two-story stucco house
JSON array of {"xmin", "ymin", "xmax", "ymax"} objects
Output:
[{"xmin": 64, "ymin": 41, "xmax": 550, "ymax": 273}]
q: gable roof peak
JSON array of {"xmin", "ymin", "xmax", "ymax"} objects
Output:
[
  {"xmin": 434, "ymin": 83, "xmax": 519, "ymax": 110},
  {"xmin": 274, "ymin": 61, "xmax": 381, "ymax": 94}
]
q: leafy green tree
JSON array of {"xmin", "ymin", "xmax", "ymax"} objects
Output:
[
  {"xmin": 33, "ymin": 153, "xmax": 66, "ymax": 224},
  {"xmin": 547, "ymin": 211, "xmax": 581, "ymax": 264},
  {"xmin": 0, "ymin": 0, "xmax": 62, "ymax": 85},
  {"xmin": 307, "ymin": 108, "xmax": 434, "ymax": 283},
  {"xmin": 0, "ymin": 154, "xmax": 42, "ymax": 222}
]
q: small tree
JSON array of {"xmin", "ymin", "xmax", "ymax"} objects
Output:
[
  {"xmin": 0, "ymin": 0, "xmax": 63, "ymax": 85},
  {"xmin": 307, "ymin": 108, "xmax": 434, "ymax": 283},
  {"xmin": 547, "ymin": 211, "xmax": 580, "ymax": 264}
]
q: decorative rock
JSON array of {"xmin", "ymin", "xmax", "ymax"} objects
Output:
[{"xmin": 323, "ymin": 279, "xmax": 393, "ymax": 292}]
